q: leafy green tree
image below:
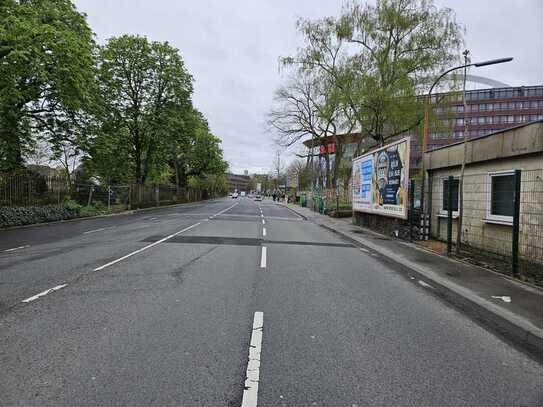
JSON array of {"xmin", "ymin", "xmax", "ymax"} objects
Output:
[
  {"xmin": 96, "ymin": 35, "xmax": 193, "ymax": 184},
  {"xmin": 0, "ymin": 0, "xmax": 95, "ymax": 173}
]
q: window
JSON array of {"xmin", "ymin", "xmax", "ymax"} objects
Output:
[
  {"xmin": 507, "ymin": 115, "xmax": 514, "ymax": 123},
  {"xmin": 442, "ymin": 178, "xmax": 459, "ymax": 214},
  {"xmin": 456, "ymin": 105, "xmax": 464, "ymax": 113},
  {"xmin": 477, "ymin": 116, "xmax": 485, "ymax": 124},
  {"xmin": 456, "ymin": 117, "xmax": 464, "ymax": 125},
  {"xmin": 487, "ymin": 171, "xmax": 515, "ymax": 223}
]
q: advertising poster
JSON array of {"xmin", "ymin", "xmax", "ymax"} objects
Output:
[{"xmin": 352, "ymin": 137, "xmax": 410, "ymax": 219}]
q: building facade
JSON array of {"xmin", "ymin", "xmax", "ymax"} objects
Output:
[
  {"xmin": 227, "ymin": 173, "xmax": 250, "ymax": 193},
  {"xmin": 425, "ymin": 120, "xmax": 543, "ymax": 274},
  {"xmin": 427, "ymin": 85, "xmax": 543, "ymax": 150}
]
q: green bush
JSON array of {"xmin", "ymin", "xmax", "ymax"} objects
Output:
[{"xmin": 0, "ymin": 204, "xmax": 81, "ymax": 228}]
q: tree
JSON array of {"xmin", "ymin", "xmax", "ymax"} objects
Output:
[
  {"xmin": 96, "ymin": 35, "xmax": 193, "ymax": 184},
  {"xmin": 0, "ymin": 0, "xmax": 96, "ymax": 173},
  {"xmin": 284, "ymin": 0, "xmax": 463, "ymax": 147}
]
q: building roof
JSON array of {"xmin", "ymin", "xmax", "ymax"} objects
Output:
[{"xmin": 424, "ymin": 120, "xmax": 543, "ymax": 171}]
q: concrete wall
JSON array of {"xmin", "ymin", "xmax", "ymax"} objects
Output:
[{"xmin": 429, "ymin": 155, "xmax": 543, "ymax": 263}]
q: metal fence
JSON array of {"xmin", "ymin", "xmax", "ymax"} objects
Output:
[
  {"xmin": 430, "ymin": 169, "xmax": 543, "ymax": 285},
  {"xmin": 0, "ymin": 174, "xmax": 205, "ymax": 210}
]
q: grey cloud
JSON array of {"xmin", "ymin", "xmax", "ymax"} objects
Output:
[{"xmin": 75, "ymin": 0, "xmax": 542, "ymax": 174}]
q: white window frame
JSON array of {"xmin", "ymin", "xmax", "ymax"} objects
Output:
[
  {"xmin": 439, "ymin": 176, "xmax": 459, "ymax": 217},
  {"xmin": 486, "ymin": 170, "xmax": 515, "ymax": 224}
]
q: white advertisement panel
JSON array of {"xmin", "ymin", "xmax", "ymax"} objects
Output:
[{"xmin": 352, "ymin": 137, "xmax": 410, "ymax": 219}]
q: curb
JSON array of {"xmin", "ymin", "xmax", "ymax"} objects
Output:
[
  {"xmin": 286, "ymin": 204, "xmax": 543, "ymax": 363},
  {"xmin": 0, "ymin": 199, "xmax": 219, "ymax": 232},
  {"xmin": 276, "ymin": 203, "xmax": 307, "ymax": 220}
]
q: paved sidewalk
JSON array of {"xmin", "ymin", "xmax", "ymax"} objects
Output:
[{"xmin": 283, "ymin": 203, "xmax": 543, "ymax": 362}]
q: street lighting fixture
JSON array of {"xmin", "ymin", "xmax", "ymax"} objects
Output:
[{"xmin": 420, "ymin": 54, "xmax": 513, "ymax": 212}]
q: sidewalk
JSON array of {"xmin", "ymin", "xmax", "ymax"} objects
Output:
[{"xmin": 283, "ymin": 203, "xmax": 543, "ymax": 362}]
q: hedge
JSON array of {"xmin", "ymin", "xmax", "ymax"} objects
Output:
[{"xmin": 0, "ymin": 204, "xmax": 81, "ymax": 228}]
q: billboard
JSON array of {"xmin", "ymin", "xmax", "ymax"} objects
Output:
[{"xmin": 352, "ymin": 137, "xmax": 410, "ymax": 219}]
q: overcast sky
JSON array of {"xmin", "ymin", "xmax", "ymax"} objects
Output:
[{"xmin": 75, "ymin": 0, "xmax": 543, "ymax": 174}]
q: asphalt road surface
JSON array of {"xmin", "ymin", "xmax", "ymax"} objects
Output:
[{"xmin": 1, "ymin": 197, "xmax": 542, "ymax": 406}]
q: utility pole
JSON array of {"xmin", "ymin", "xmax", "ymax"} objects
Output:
[{"xmin": 456, "ymin": 49, "xmax": 470, "ymax": 254}]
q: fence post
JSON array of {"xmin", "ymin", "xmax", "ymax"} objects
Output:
[
  {"xmin": 409, "ymin": 179, "xmax": 415, "ymax": 241},
  {"xmin": 107, "ymin": 185, "xmax": 111, "ymax": 211},
  {"xmin": 447, "ymin": 175, "xmax": 453, "ymax": 256},
  {"xmin": 512, "ymin": 169, "xmax": 522, "ymax": 278}
]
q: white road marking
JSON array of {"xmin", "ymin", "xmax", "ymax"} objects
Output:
[
  {"xmin": 359, "ymin": 248, "xmax": 370, "ymax": 253},
  {"xmin": 149, "ymin": 217, "xmax": 158, "ymax": 221},
  {"xmin": 241, "ymin": 311, "xmax": 263, "ymax": 407},
  {"xmin": 213, "ymin": 202, "xmax": 239, "ymax": 217},
  {"xmin": 83, "ymin": 227, "xmax": 107, "ymax": 234},
  {"xmin": 262, "ymin": 228, "xmax": 266, "ymax": 237},
  {"xmin": 4, "ymin": 245, "xmax": 30, "ymax": 252},
  {"xmin": 260, "ymin": 214, "xmax": 264, "ymax": 218},
  {"xmin": 260, "ymin": 246, "xmax": 267, "ymax": 268},
  {"xmin": 492, "ymin": 295, "xmax": 512, "ymax": 303},
  {"xmin": 418, "ymin": 280, "xmax": 434, "ymax": 289},
  {"xmin": 22, "ymin": 284, "xmax": 68, "ymax": 303},
  {"xmin": 92, "ymin": 203, "xmax": 236, "ymax": 272},
  {"xmin": 262, "ymin": 219, "xmax": 265, "ymax": 225},
  {"xmin": 93, "ymin": 222, "xmax": 201, "ymax": 271}
]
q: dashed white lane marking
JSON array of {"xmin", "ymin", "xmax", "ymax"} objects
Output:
[
  {"xmin": 262, "ymin": 228, "xmax": 267, "ymax": 237},
  {"xmin": 262, "ymin": 219, "xmax": 265, "ymax": 225},
  {"xmin": 93, "ymin": 222, "xmax": 201, "ymax": 271},
  {"xmin": 260, "ymin": 213, "xmax": 264, "ymax": 218},
  {"xmin": 260, "ymin": 246, "xmax": 267, "ymax": 268},
  {"xmin": 241, "ymin": 311, "xmax": 263, "ymax": 407},
  {"xmin": 359, "ymin": 248, "xmax": 370, "ymax": 253},
  {"xmin": 22, "ymin": 284, "xmax": 68, "ymax": 303},
  {"xmin": 418, "ymin": 280, "xmax": 434, "ymax": 289},
  {"xmin": 4, "ymin": 245, "xmax": 30, "ymax": 252},
  {"xmin": 492, "ymin": 295, "xmax": 512, "ymax": 303}
]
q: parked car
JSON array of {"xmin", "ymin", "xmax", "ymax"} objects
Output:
[
  {"xmin": 240, "ymin": 191, "xmax": 246, "ymax": 197},
  {"xmin": 232, "ymin": 192, "xmax": 239, "ymax": 199},
  {"xmin": 254, "ymin": 194, "xmax": 262, "ymax": 201}
]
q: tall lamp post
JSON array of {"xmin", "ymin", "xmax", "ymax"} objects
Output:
[{"xmin": 420, "ymin": 55, "xmax": 513, "ymax": 243}]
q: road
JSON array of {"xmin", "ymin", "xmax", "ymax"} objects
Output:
[{"xmin": 1, "ymin": 197, "xmax": 542, "ymax": 406}]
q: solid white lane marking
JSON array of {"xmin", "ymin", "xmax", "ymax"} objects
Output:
[
  {"xmin": 213, "ymin": 202, "xmax": 239, "ymax": 217},
  {"xmin": 93, "ymin": 222, "xmax": 201, "ymax": 271},
  {"xmin": 418, "ymin": 280, "xmax": 434, "ymax": 289},
  {"xmin": 83, "ymin": 227, "xmax": 107, "ymax": 234},
  {"xmin": 4, "ymin": 245, "xmax": 30, "ymax": 252},
  {"xmin": 260, "ymin": 246, "xmax": 267, "ymax": 268},
  {"xmin": 241, "ymin": 311, "xmax": 263, "ymax": 407},
  {"xmin": 262, "ymin": 228, "xmax": 266, "ymax": 237},
  {"xmin": 22, "ymin": 284, "xmax": 68, "ymax": 303}
]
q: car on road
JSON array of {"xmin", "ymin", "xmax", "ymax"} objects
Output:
[
  {"xmin": 254, "ymin": 194, "xmax": 262, "ymax": 201},
  {"xmin": 231, "ymin": 192, "xmax": 239, "ymax": 199},
  {"xmin": 240, "ymin": 191, "xmax": 246, "ymax": 197}
]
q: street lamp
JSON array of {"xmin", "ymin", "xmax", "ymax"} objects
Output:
[{"xmin": 420, "ymin": 54, "xmax": 513, "ymax": 227}]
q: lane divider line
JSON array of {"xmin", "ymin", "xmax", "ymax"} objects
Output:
[
  {"xmin": 22, "ymin": 284, "xmax": 68, "ymax": 303},
  {"xmin": 93, "ymin": 222, "xmax": 201, "ymax": 271},
  {"xmin": 241, "ymin": 311, "xmax": 264, "ymax": 407},
  {"xmin": 260, "ymin": 246, "xmax": 267, "ymax": 268},
  {"xmin": 262, "ymin": 228, "xmax": 266, "ymax": 237},
  {"xmin": 93, "ymin": 201, "xmax": 237, "ymax": 272},
  {"xmin": 4, "ymin": 245, "xmax": 30, "ymax": 252},
  {"xmin": 262, "ymin": 219, "xmax": 265, "ymax": 225}
]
